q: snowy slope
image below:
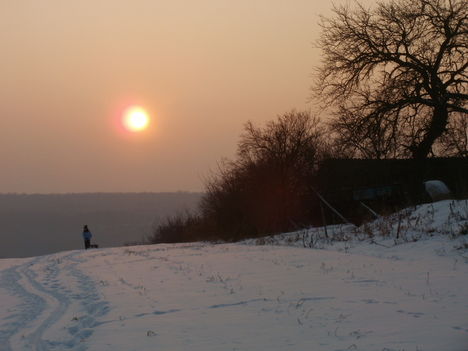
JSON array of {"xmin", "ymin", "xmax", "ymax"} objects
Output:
[{"xmin": 0, "ymin": 201, "xmax": 467, "ymax": 351}]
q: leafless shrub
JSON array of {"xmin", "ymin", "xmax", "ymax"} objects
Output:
[
  {"xmin": 200, "ymin": 110, "xmax": 328, "ymax": 241},
  {"xmin": 146, "ymin": 211, "xmax": 206, "ymax": 244}
]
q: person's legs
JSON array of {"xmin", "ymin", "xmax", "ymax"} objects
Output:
[{"xmin": 84, "ymin": 239, "xmax": 90, "ymax": 249}]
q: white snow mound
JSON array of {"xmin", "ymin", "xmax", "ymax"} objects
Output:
[{"xmin": 424, "ymin": 180, "xmax": 451, "ymax": 201}]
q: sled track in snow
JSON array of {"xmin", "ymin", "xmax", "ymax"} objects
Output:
[
  {"xmin": 0, "ymin": 252, "xmax": 110, "ymax": 351},
  {"xmin": 0, "ymin": 258, "xmax": 46, "ymax": 351}
]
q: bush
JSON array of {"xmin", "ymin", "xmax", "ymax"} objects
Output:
[
  {"xmin": 199, "ymin": 110, "xmax": 327, "ymax": 240},
  {"xmin": 146, "ymin": 211, "xmax": 206, "ymax": 244}
]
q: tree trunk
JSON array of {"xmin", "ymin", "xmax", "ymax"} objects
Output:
[{"xmin": 412, "ymin": 105, "xmax": 449, "ymax": 159}]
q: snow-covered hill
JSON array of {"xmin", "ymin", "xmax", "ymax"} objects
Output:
[{"xmin": 0, "ymin": 201, "xmax": 467, "ymax": 351}]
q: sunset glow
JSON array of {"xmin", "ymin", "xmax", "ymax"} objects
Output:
[
  {"xmin": 123, "ymin": 106, "xmax": 150, "ymax": 132},
  {"xmin": 0, "ymin": 0, "xmax": 347, "ymax": 194}
]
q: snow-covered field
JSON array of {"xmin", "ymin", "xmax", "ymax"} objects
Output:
[{"xmin": 1, "ymin": 200, "xmax": 467, "ymax": 351}]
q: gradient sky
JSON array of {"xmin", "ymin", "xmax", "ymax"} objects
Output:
[{"xmin": 0, "ymin": 0, "xmax": 366, "ymax": 193}]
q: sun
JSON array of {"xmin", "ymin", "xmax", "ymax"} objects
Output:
[{"xmin": 123, "ymin": 106, "xmax": 150, "ymax": 132}]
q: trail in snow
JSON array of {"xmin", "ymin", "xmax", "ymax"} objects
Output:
[
  {"xmin": 0, "ymin": 258, "xmax": 46, "ymax": 350},
  {"xmin": 0, "ymin": 252, "xmax": 109, "ymax": 351}
]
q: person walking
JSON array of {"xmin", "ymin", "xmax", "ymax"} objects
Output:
[{"xmin": 82, "ymin": 225, "xmax": 93, "ymax": 249}]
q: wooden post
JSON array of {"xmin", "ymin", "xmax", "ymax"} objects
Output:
[{"xmin": 319, "ymin": 198, "xmax": 328, "ymax": 239}]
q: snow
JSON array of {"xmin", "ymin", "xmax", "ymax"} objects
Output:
[
  {"xmin": 1, "ymin": 200, "xmax": 467, "ymax": 350},
  {"xmin": 424, "ymin": 180, "xmax": 451, "ymax": 201}
]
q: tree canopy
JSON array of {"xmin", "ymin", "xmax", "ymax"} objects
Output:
[
  {"xmin": 316, "ymin": 0, "xmax": 467, "ymax": 158},
  {"xmin": 200, "ymin": 111, "xmax": 326, "ymax": 239}
]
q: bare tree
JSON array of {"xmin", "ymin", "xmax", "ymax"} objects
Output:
[
  {"xmin": 201, "ymin": 111, "xmax": 327, "ymax": 239},
  {"xmin": 315, "ymin": 0, "xmax": 467, "ymax": 159},
  {"xmin": 437, "ymin": 112, "xmax": 468, "ymax": 156},
  {"xmin": 238, "ymin": 110, "xmax": 326, "ymax": 172}
]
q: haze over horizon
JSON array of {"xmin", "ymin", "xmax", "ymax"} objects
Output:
[
  {"xmin": 1, "ymin": 0, "xmax": 372, "ymax": 194},
  {"xmin": 0, "ymin": 192, "xmax": 202, "ymax": 258}
]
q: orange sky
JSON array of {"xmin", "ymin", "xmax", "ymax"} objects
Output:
[{"xmin": 0, "ymin": 0, "xmax": 369, "ymax": 193}]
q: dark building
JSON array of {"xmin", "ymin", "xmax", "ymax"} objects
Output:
[{"xmin": 314, "ymin": 158, "xmax": 468, "ymax": 224}]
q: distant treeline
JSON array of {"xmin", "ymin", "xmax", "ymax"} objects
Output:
[
  {"xmin": 0, "ymin": 192, "xmax": 201, "ymax": 258},
  {"xmin": 147, "ymin": 111, "xmax": 468, "ymax": 245}
]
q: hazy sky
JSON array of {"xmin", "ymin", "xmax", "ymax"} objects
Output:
[{"xmin": 1, "ymin": 0, "xmax": 362, "ymax": 193}]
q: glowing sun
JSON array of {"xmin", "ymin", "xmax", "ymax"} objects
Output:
[{"xmin": 123, "ymin": 106, "xmax": 150, "ymax": 132}]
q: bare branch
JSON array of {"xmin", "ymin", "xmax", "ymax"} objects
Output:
[{"xmin": 314, "ymin": 0, "xmax": 468, "ymax": 158}]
